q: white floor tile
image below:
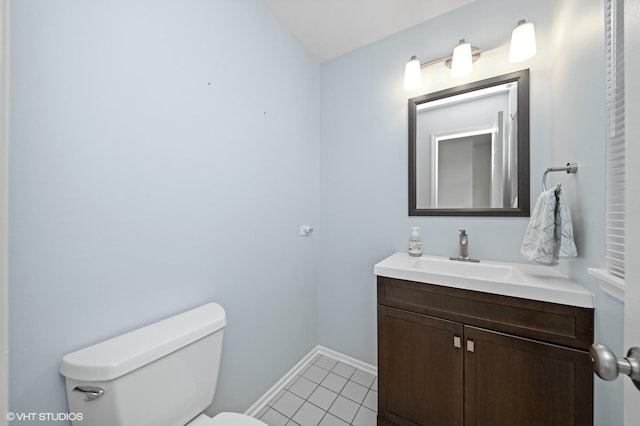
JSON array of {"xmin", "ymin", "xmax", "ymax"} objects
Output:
[
  {"xmin": 352, "ymin": 406, "xmax": 377, "ymax": 426},
  {"xmin": 362, "ymin": 389, "xmax": 377, "ymax": 411},
  {"xmin": 308, "ymin": 386, "xmax": 338, "ymax": 411},
  {"xmin": 331, "ymin": 362, "xmax": 356, "ymax": 379},
  {"xmin": 292, "ymin": 402, "xmax": 325, "ymax": 426},
  {"xmin": 351, "ymin": 369, "xmax": 376, "ymax": 388},
  {"xmin": 320, "ymin": 372, "xmax": 348, "ymax": 393},
  {"xmin": 328, "ymin": 395, "xmax": 359, "ymax": 424},
  {"xmin": 315, "ymin": 355, "xmax": 338, "ymax": 371},
  {"xmin": 270, "ymin": 389, "xmax": 286, "ymax": 405},
  {"xmin": 318, "ymin": 413, "xmax": 349, "ymax": 426},
  {"xmin": 258, "ymin": 353, "xmax": 378, "ymax": 426},
  {"xmin": 285, "ymin": 375, "xmax": 301, "ymax": 390},
  {"xmin": 340, "ymin": 381, "xmax": 368, "ymax": 404},
  {"xmin": 272, "ymin": 391, "xmax": 305, "ymax": 418},
  {"xmin": 289, "ymin": 376, "xmax": 318, "ymax": 399},
  {"xmin": 260, "ymin": 408, "xmax": 289, "ymax": 426},
  {"xmin": 303, "ymin": 365, "xmax": 330, "ymax": 384}
]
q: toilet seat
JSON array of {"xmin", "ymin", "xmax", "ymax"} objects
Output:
[{"xmin": 188, "ymin": 412, "xmax": 268, "ymax": 426}]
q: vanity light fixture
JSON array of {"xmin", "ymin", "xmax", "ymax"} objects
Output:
[{"xmin": 403, "ymin": 19, "xmax": 536, "ymax": 90}]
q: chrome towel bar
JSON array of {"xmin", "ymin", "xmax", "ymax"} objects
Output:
[{"xmin": 542, "ymin": 162, "xmax": 578, "ymax": 191}]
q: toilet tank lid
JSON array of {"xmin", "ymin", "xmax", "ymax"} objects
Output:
[{"xmin": 60, "ymin": 302, "xmax": 226, "ymax": 382}]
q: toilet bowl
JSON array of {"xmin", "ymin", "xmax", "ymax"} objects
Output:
[{"xmin": 60, "ymin": 303, "xmax": 266, "ymax": 426}]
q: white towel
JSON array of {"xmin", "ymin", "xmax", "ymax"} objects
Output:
[{"xmin": 521, "ymin": 186, "xmax": 577, "ymax": 265}]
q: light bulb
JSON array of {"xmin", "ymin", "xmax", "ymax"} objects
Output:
[
  {"xmin": 451, "ymin": 40, "xmax": 473, "ymax": 78},
  {"xmin": 509, "ymin": 20, "xmax": 537, "ymax": 63},
  {"xmin": 403, "ymin": 56, "xmax": 422, "ymax": 91}
]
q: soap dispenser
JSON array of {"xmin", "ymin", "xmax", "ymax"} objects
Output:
[{"xmin": 409, "ymin": 227, "xmax": 422, "ymax": 257}]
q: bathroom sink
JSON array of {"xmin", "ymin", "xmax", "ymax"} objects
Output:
[
  {"xmin": 374, "ymin": 253, "xmax": 593, "ymax": 308},
  {"xmin": 405, "ymin": 256, "xmax": 524, "ymax": 282}
]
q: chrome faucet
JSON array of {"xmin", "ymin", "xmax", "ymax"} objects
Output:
[
  {"xmin": 450, "ymin": 229, "xmax": 480, "ymax": 262},
  {"xmin": 459, "ymin": 229, "xmax": 469, "ymax": 259}
]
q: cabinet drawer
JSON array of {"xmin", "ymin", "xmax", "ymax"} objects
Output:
[{"xmin": 377, "ymin": 276, "xmax": 593, "ymax": 350}]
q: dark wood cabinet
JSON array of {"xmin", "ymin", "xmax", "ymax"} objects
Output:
[
  {"xmin": 464, "ymin": 326, "xmax": 593, "ymax": 425},
  {"xmin": 377, "ymin": 276, "xmax": 594, "ymax": 426},
  {"xmin": 378, "ymin": 306, "xmax": 463, "ymax": 425}
]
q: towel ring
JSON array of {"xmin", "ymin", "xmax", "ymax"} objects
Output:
[{"xmin": 542, "ymin": 162, "xmax": 578, "ymax": 191}]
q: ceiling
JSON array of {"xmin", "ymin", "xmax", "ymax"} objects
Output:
[{"xmin": 260, "ymin": 0, "xmax": 476, "ymax": 62}]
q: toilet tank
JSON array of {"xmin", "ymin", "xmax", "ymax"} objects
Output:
[{"xmin": 60, "ymin": 303, "xmax": 227, "ymax": 426}]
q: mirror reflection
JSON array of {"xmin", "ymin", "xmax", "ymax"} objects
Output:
[{"xmin": 409, "ymin": 70, "xmax": 530, "ymax": 216}]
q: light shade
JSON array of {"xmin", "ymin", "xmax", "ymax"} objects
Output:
[
  {"xmin": 509, "ymin": 20, "xmax": 537, "ymax": 63},
  {"xmin": 403, "ymin": 56, "xmax": 422, "ymax": 91},
  {"xmin": 451, "ymin": 39, "xmax": 473, "ymax": 78}
]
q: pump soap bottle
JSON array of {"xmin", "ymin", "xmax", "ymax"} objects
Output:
[{"xmin": 409, "ymin": 227, "xmax": 422, "ymax": 257}]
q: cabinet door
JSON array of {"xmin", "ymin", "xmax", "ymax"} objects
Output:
[
  {"xmin": 464, "ymin": 326, "xmax": 593, "ymax": 426},
  {"xmin": 378, "ymin": 306, "xmax": 464, "ymax": 425}
]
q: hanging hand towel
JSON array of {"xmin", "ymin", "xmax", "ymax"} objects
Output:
[
  {"xmin": 555, "ymin": 187, "xmax": 578, "ymax": 258},
  {"xmin": 521, "ymin": 186, "xmax": 577, "ymax": 265},
  {"xmin": 521, "ymin": 188, "xmax": 558, "ymax": 265}
]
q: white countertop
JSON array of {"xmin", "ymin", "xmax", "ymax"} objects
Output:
[{"xmin": 374, "ymin": 252, "xmax": 594, "ymax": 308}]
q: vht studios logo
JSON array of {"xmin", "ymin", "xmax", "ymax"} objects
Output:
[{"xmin": 6, "ymin": 412, "xmax": 84, "ymax": 422}]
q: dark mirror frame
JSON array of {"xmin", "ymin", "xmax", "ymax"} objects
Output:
[{"xmin": 408, "ymin": 69, "xmax": 530, "ymax": 216}]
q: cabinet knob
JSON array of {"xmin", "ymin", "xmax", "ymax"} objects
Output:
[
  {"xmin": 454, "ymin": 335, "xmax": 461, "ymax": 348},
  {"xmin": 590, "ymin": 344, "xmax": 640, "ymax": 391}
]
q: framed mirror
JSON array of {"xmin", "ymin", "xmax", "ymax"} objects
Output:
[{"xmin": 409, "ymin": 69, "xmax": 530, "ymax": 216}]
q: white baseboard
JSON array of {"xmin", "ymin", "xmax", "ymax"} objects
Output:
[
  {"xmin": 244, "ymin": 345, "xmax": 377, "ymax": 417},
  {"xmin": 243, "ymin": 346, "xmax": 320, "ymax": 416},
  {"xmin": 314, "ymin": 346, "xmax": 377, "ymax": 377}
]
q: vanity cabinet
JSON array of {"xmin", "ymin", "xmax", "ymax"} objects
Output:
[{"xmin": 377, "ymin": 276, "xmax": 594, "ymax": 426}]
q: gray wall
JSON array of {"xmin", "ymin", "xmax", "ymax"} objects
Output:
[
  {"xmin": 549, "ymin": 0, "xmax": 624, "ymax": 422},
  {"xmin": 9, "ymin": 0, "xmax": 320, "ymax": 418},
  {"xmin": 318, "ymin": 0, "xmax": 623, "ymax": 424}
]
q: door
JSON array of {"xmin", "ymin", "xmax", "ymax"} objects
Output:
[
  {"xmin": 624, "ymin": 0, "xmax": 640, "ymax": 423},
  {"xmin": 378, "ymin": 306, "xmax": 463, "ymax": 425},
  {"xmin": 464, "ymin": 326, "xmax": 593, "ymax": 426}
]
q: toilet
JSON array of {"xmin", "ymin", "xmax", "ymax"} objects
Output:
[{"xmin": 59, "ymin": 303, "xmax": 267, "ymax": 426}]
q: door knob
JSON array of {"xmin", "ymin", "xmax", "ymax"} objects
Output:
[{"xmin": 590, "ymin": 344, "xmax": 640, "ymax": 391}]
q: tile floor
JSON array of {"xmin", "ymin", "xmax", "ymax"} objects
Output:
[{"xmin": 255, "ymin": 354, "xmax": 377, "ymax": 426}]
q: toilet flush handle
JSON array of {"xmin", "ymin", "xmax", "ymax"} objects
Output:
[{"xmin": 73, "ymin": 386, "xmax": 104, "ymax": 402}]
